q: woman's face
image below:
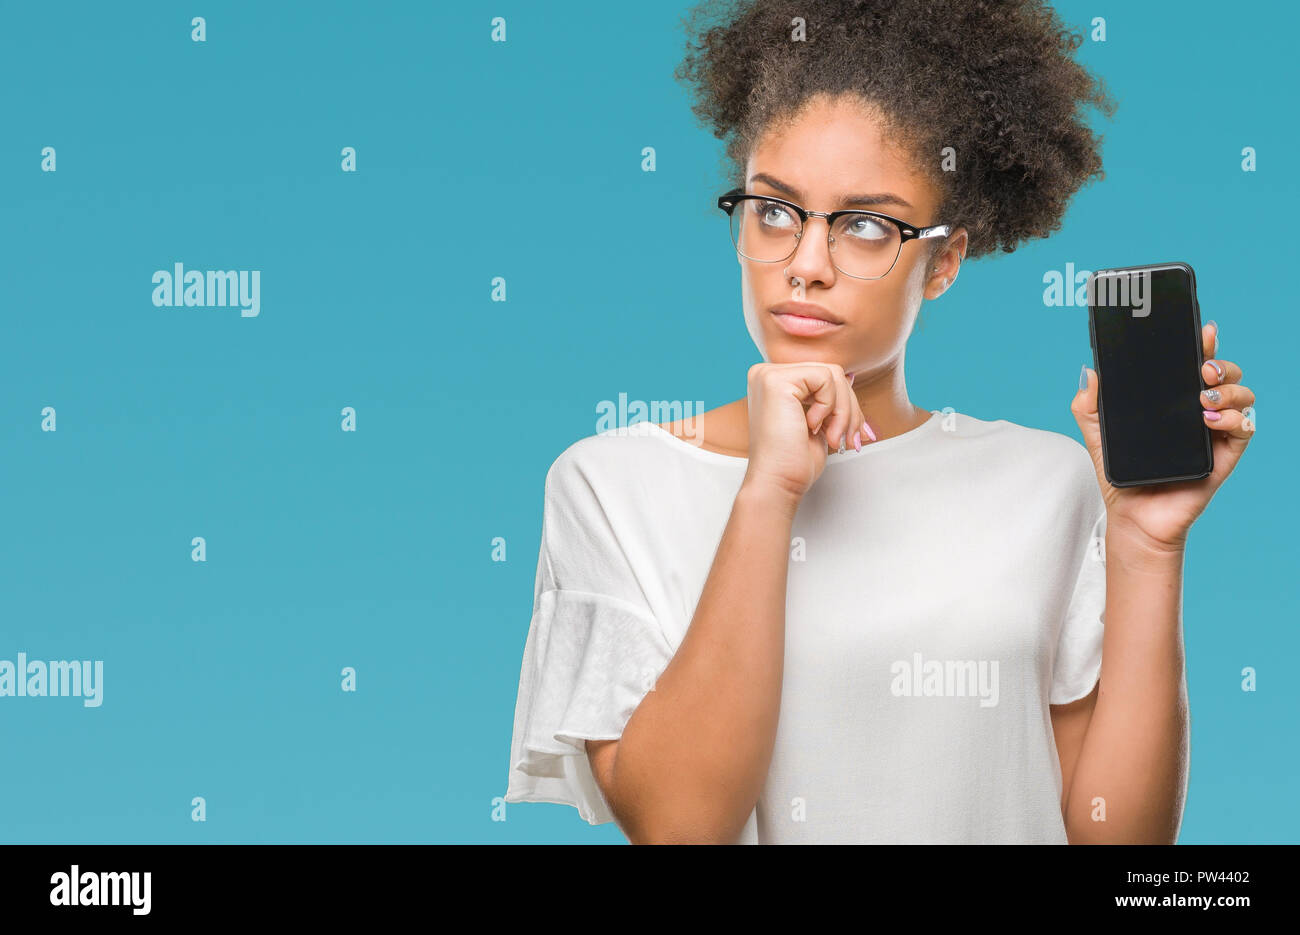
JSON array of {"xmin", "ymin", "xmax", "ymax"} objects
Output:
[{"xmin": 738, "ymin": 94, "xmax": 964, "ymax": 371}]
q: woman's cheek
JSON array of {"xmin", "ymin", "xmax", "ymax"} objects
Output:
[
  {"xmin": 743, "ymin": 299, "xmax": 771, "ymax": 362},
  {"xmin": 740, "ymin": 272, "xmax": 771, "ymax": 362}
]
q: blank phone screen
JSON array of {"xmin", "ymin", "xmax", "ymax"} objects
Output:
[{"xmin": 1090, "ymin": 265, "xmax": 1211, "ymax": 485}]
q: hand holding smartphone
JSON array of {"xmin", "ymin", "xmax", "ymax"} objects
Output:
[{"xmin": 1086, "ymin": 262, "xmax": 1213, "ymax": 487}]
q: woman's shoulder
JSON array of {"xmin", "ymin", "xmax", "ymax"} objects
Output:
[
  {"xmin": 946, "ymin": 409, "xmax": 1089, "ymax": 460},
  {"xmin": 943, "ymin": 410, "xmax": 1097, "ymax": 496},
  {"xmin": 542, "ymin": 422, "xmax": 683, "ymax": 502}
]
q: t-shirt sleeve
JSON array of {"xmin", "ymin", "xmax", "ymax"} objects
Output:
[
  {"xmin": 504, "ymin": 443, "xmax": 675, "ymax": 825},
  {"xmin": 1050, "ymin": 454, "xmax": 1108, "ymax": 706}
]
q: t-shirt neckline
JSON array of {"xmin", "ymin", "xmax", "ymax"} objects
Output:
[{"xmin": 632, "ymin": 410, "xmax": 945, "ymax": 467}]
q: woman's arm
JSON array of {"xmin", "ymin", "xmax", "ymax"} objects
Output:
[
  {"xmin": 587, "ymin": 477, "xmax": 800, "ymax": 844},
  {"xmin": 588, "ymin": 362, "xmax": 862, "ymax": 843},
  {"xmin": 1058, "ymin": 521, "xmax": 1190, "ymax": 844},
  {"xmin": 1063, "ymin": 321, "xmax": 1254, "ymax": 843}
]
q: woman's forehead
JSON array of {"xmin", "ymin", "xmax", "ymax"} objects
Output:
[{"xmin": 747, "ymin": 117, "xmax": 935, "ymax": 211}]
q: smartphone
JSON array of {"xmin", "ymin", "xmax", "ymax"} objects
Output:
[{"xmin": 1086, "ymin": 261, "xmax": 1213, "ymax": 487}]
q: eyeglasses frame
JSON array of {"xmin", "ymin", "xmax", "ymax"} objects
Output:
[{"xmin": 716, "ymin": 187, "xmax": 952, "ymax": 280}]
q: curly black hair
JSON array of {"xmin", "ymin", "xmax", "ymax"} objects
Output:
[{"xmin": 674, "ymin": 0, "xmax": 1117, "ymax": 259}]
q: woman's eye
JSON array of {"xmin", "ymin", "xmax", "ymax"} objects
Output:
[
  {"xmin": 846, "ymin": 215, "xmax": 890, "ymax": 241},
  {"xmin": 758, "ymin": 202, "xmax": 795, "ymax": 228}
]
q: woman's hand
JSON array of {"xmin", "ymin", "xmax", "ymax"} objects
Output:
[
  {"xmin": 743, "ymin": 361, "xmax": 868, "ymax": 501},
  {"xmin": 1070, "ymin": 321, "xmax": 1256, "ymax": 552}
]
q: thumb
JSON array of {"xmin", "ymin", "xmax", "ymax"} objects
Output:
[
  {"xmin": 1070, "ymin": 363, "xmax": 1106, "ymax": 481},
  {"xmin": 1072, "ymin": 363, "xmax": 1097, "ymax": 413}
]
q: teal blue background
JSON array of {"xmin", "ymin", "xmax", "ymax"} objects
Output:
[{"xmin": 0, "ymin": 1, "xmax": 1293, "ymax": 843}]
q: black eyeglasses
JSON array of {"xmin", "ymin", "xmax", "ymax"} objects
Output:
[{"xmin": 717, "ymin": 188, "xmax": 952, "ymax": 281}]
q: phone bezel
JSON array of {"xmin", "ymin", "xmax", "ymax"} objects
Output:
[{"xmin": 1086, "ymin": 261, "xmax": 1214, "ymax": 487}]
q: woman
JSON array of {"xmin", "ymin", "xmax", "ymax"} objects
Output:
[{"xmin": 504, "ymin": 0, "xmax": 1256, "ymax": 844}]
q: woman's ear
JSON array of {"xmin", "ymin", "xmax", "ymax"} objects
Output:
[{"xmin": 925, "ymin": 228, "xmax": 968, "ymax": 300}]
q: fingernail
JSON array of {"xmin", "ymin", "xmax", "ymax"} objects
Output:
[
  {"xmin": 852, "ymin": 430, "xmax": 862, "ymax": 451},
  {"xmin": 1078, "ymin": 364, "xmax": 1088, "ymax": 392},
  {"xmin": 1207, "ymin": 320, "xmax": 1219, "ymax": 356},
  {"xmin": 1202, "ymin": 388, "xmax": 1221, "ymax": 404},
  {"xmin": 1242, "ymin": 405, "xmax": 1255, "ymax": 433},
  {"xmin": 862, "ymin": 419, "xmax": 876, "ymax": 442},
  {"xmin": 1206, "ymin": 359, "xmax": 1224, "ymax": 381},
  {"xmin": 1203, "ymin": 409, "xmax": 1221, "ymax": 422},
  {"xmin": 847, "ymin": 371, "xmax": 856, "ymax": 386}
]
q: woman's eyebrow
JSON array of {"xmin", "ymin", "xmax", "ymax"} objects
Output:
[{"xmin": 748, "ymin": 172, "xmax": 913, "ymax": 210}]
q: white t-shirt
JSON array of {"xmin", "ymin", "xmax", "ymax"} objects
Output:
[{"xmin": 504, "ymin": 408, "xmax": 1107, "ymax": 843}]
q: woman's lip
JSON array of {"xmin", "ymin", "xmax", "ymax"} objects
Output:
[{"xmin": 770, "ymin": 311, "xmax": 843, "ymax": 336}]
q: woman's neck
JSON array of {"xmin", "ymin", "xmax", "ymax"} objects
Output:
[{"xmin": 660, "ymin": 392, "xmax": 929, "ymax": 458}]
